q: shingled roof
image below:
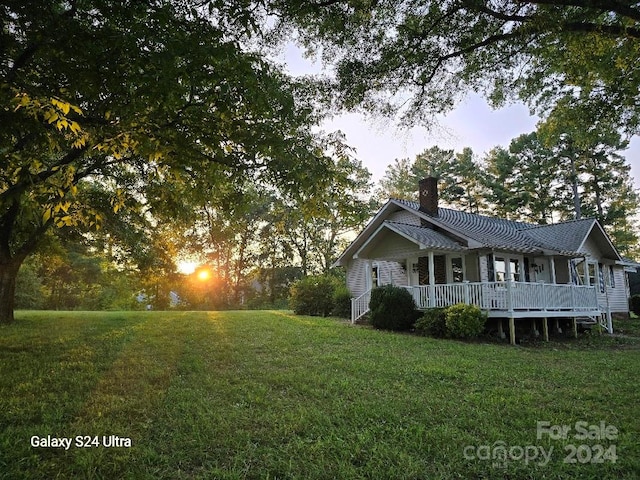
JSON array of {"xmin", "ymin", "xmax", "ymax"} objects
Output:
[
  {"xmin": 333, "ymin": 196, "xmax": 622, "ymax": 267},
  {"xmin": 384, "ymin": 221, "xmax": 466, "ymax": 252},
  {"xmin": 394, "ymin": 199, "xmax": 599, "ymax": 255},
  {"xmin": 521, "ymin": 219, "xmax": 598, "ymax": 253}
]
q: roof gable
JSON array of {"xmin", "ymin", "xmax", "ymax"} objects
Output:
[{"xmin": 332, "ymin": 200, "xmax": 423, "ymax": 266}]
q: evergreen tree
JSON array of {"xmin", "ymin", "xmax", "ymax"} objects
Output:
[{"xmin": 377, "ymin": 146, "xmax": 486, "ymax": 212}]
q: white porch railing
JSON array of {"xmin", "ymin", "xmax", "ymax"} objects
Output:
[
  {"xmin": 351, "ymin": 281, "xmax": 601, "ymax": 324},
  {"xmin": 403, "ymin": 281, "xmax": 599, "ymax": 312},
  {"xmin": 351, "ymin": 290, "xmax": 372, "ymax": 323}
]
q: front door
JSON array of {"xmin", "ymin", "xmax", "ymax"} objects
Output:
[{"xmin": 409, "ymin": 260, "xmax": 420, "ymax": 286}]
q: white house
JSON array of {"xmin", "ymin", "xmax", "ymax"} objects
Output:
[{"xmin": 334, "ymin": 178, "xmax": 635, "ymax": 344}]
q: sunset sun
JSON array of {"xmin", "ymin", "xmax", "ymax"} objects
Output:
[{"xmin": 197, "ymin": 269, "xmax": 211, "ymax": 281}]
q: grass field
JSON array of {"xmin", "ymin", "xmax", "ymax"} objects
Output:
[{"xmin": 1, "ymin": 310, "xmax": 639, "ymax": 479}]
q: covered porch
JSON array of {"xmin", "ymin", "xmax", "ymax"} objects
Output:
[
  {"xmin": 401, "ymin": 281, "xmax": 600, "ymax": 315},
  {"xmin": 351, "ymin": 280, "xmax": 611, "ymax": 344}
]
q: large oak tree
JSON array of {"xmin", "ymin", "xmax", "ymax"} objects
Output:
[{"xmin": 0, "ymin": 0, "xmax": 334, "ymax": 323}]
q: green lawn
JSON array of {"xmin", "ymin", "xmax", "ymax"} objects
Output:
[{"xmin": 1, "ymin": 311, "xmax": 639, "ymax": 479}]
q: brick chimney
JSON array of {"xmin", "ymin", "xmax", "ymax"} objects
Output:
[{"xmin": 419, "ymin": 177, "xmax": 438, "ymax": 217}]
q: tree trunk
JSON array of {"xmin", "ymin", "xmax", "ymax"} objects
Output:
[
  {"xmin": 0, "ymin": 258, "xmax": 23, "ymax": 324},
  {"xmin": 569, "ymin": 149, "xmax": 582, "ymax": 220}
]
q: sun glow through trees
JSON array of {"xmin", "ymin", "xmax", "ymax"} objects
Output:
[
  {"xmin": 177, "ymin": 261, "xmax": 198, "ymax": 275},
  {"xmin": 197, "ymin": 269, "xmax": 211, "ymax": 281}
]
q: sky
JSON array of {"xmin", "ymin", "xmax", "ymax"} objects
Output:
[{"xmin": 280, "ymin": 44, "xmax": 640, "ymax": 189}]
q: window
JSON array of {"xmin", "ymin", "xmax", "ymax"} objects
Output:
[
  {"xmin": 372, "ymin": 265, "xmax": 380, "ymax": 287},
  {"xmin": 494, "ymin": 256, "xmax": 521, "ymax": 282},
  {"xmin": 495, "ymin": 257, "xmax": 506, "ymax": 282},
  {"xmin": 587, "ymin": 263, "xmax": 597, "ymax": 287},
  {"xmin": 609, "ymin": 266, "xmax": 616, "ymax": 288},
  {"xmin": 510, "ymin": 259, "xmax": 521, "ymax": 282},
  {"xmin": 451, "ymin": 257, "xmax": 464, "ymax": 283}
]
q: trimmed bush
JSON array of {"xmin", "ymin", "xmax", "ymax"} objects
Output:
[
  {"xmin": 444, "ymin": 303, "xmax": 487, "ymax": 339},
  {"xmin": 332, "ymin": 286, "xmax": 352, "ymax": 319},
  {"xmin": 630, "ymin": 294, "xmax": 640, "ymax": 317},
  {"xmin": 415, "ymin": 308, "xmax": 447, "ymax": 337},
  {"xmin": 368, "ymin": 285, "xmax": 418, "ymax": 331},
  {"xmin": 289, "ymin": 275, "xmax": 337, "ymax": 316}
]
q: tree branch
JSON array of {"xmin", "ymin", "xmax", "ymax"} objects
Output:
[
  {"xmin": 416, "ymin": 31, "xmax": 523, "ymax": 85},
  {"xmin": 520, "ymin": 0, "xmax": 640, "ymax": 23},
  {"xmin": 310, "ymin": 0, "xmax": 346, "ymax": 7},
  {"xmin": 0, "ymin": 146, "xmax": 89, "ymax": 204},
  {"xmin": 470, "ymin": 3, "xmax": 532, "ymax": 22},
  {"xmin": 563, "ymin": 21, "xmax": 640, "ymax": 38},
  {"xmin": 15, "ymin": 219, "xmax": 55, "ymax": 261},
  {"xmin": 6, "ymin": 2, "xmax": 79, "ymax": 85},
  {"xmin": 6, "ymin": 43, "xmax": 41, "ymax": 85}
]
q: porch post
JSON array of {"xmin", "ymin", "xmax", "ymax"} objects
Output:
[
  {"xmin": 428, "ymin": 251, "xmax": 435, "ymax": 308},
  {"xmin": 497, "ymin": 319, "xmax": 505, "ymax": 339},
  {"xmin": 555, "ymin": 318, "xmax": 563, "ymax": 334},
  {"xmin": 550, "ymin": 256, "xmax": 557, "ymax": 284},
  {"xmin": 572, "ymin": 317, "xmax": 578, "ymax": 338},
  {"xmin": 351, "ymin": 298, "xmax": 355, "ymax": 324},
  {"xmin": 509, "ymin": 317, "xmax": 516, "ymax": 345},
  {"xmin": 531, "ymin": 319, "xmax": 539, "ymax": 337},
  {"xmin": 542, "ymin": 317, "xmax": 549, "ymax": 341}
]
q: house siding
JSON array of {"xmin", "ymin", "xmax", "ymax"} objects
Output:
[
  {"xmin": 346, "ymin": 258, "xmax": 369, "ymax": 297},
  {"xmin": 580, "ymin": 237, "xmax": 601, "ymax": 258},
  {"xmin": 578, "ymin": 236, "xmax": 629, "ymax": 313},
  {"xmin": 382, "ymin": 260, "xmax": 409, "ymax": 287},
  {"xmin": 365, "ymin": 229, "xmax": 423, "ymax": 260},
  {"xmin": 346, "ymin": 258, "xmax": 408, "ymax": 298},
  {"xmin": 607, "ymin": 267, "xmax": 628, "ymax": 313},
  {"xmin": 466, "ymin": 254, "xmax": 480, "ymax": 282},
  {"xmin": 479, "ymin": 255, "xmax": 489, "ymax": 283}
]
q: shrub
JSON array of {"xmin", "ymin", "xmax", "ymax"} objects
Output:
[
  {"xmin": 630, "ymin": 295, "xmax": 640, "ymax": 317},
  {"xmin": 444, "ymin": 303, "xmax": 487, "ymax": 339},
  {"xmin": 368, "ymin": 285, "xmax": 417, "ymax": 331},
  {"xmin": 289, "ymin": 275, "xmax": 337, "ymax": 316},
  {"xmin": 332, "ymin": 286, "xmax": 352, "ymax": 319},
  {"xmin": 415, "ymin": 308, "xmax": 447, "ymax": 337}
]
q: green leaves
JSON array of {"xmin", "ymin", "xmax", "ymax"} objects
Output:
[{"xmin": 280, "ymin": 1, "xmax": 640, "ymax": 135}]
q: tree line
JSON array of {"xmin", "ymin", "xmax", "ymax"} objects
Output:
[
  {"xmin": 17, "ymin": 127, "xmax": 639, "ymax": 311},
  {"xmin": 378, "ymin": 133, "xmax": 639, "ymax": 258}
]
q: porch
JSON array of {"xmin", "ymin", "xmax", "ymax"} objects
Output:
[{"xmin": 351, "ymin": 281, "xmax": 613, "ymax": 341}]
